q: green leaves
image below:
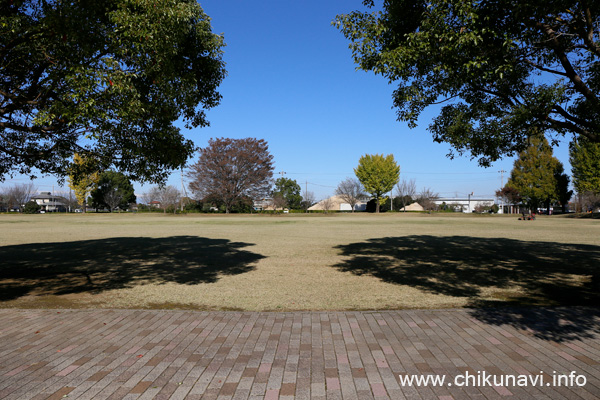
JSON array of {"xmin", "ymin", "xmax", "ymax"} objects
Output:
[
  {"xmin": 570, "ymin": 137, "xmax": 600, "ymax": 195},
  {"xmin": 1, "ymin": 0, "xmax": 226, "ymax": 184},
  {"xmin": 354, "ymin": 153, "xmax": 400, "ymax": 212},
  {"xmin": 336, "ymin": 0, "xmax": 600, "ymax": 164},
  {"xmin": 507, "ymin": 137, "xmax": 570, "ymax": 210}
]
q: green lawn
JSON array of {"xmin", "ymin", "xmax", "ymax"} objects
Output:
[{"xmin": 0, "ymin": 213, "xmax": 598, "ymax": 310}]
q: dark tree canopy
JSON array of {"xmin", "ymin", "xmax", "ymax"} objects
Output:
[
  {"xmin": 570, "ymin": 137, "xmax": 600, "ymax": 194},
  {"xmin": 187, "ymin": 138, "xmax": 274, "ymax": 214},
  {"xmin": 1, "ymin": 0, "xmax": 226, "ymax": 183},
  {"xmin": 507, "ymin": 137, "xmax": 571, "ymax": 211},
  {"xmin": 272, "ymin": 177, "xmax": 302, "ymax": 210},
  {"xmin": 336, "ymin": 1, "xmax": 600, "ymax": 166},
  {"xmin": 90, "ymin": 170, "xmax": 136, "ymax": 212}
]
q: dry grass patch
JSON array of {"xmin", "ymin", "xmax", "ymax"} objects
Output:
[{"xmin": 0, "ymin": 213, "xmax": 598, "ymax": 310}]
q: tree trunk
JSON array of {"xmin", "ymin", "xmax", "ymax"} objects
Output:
[{"xmin": 376, "ymin": 198, "xmax": 380, "ymax": 213}]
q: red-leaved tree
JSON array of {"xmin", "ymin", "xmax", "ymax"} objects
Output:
[{"xmin": 187, "ymin": 138, "xmax": 274, "ymax": 213}]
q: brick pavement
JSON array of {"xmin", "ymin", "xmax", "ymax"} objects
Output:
[{"xmin": 0, "ymin": 308, "xmax": 598, "ymax": 399}]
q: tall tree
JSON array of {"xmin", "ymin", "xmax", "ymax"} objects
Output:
[
  {"xmin": 187, "ymin": 138, "xmax": 274, "ymax": 214},
  {"xmin": 507, "ymin": 137, "xmax": 566, "ymax": 211},
  {"xmin": 272, "ymin": 177, "xmax": 302, "ymax": 209},
  {"xmin": 336, "ymin": 1, "xmax": 600, "ymax": 166},
  {"xmin": 301, "ymin": 190, "xmax": 316, "ymax": 212},
  {"xmin": 417, "ymin": 187, "xmax": 439, "ymax": 211},
  {"xmin": 6, "ymin": 182, "xmax": 36, "ymax": 212},
  {"xmin": 570, "ymin": 137, "xmax": 600, "ymax": 195},
  {"xmin": 67, "ymin": 153, "xmax": 99, "ymax": 213},
  {"xmin": 90, "ymin": 171, "xmax": 136, "ymax": 212},
  {"xmin": 354, "ymin": 154, "xmax": 400, "ymax": 213},
  {"xmin": 155, "ymin": 185, "xmax": 180, "ymax": 214},
  {"xmin": 395, "ymin": 178, "xmax": 416, "ymax": 212},
  {"xmin": 335, "ymin": 177, "xmax": 366, "ymax": 212},
  {"xmin": 1, "ymin": 0, "xmax": 226, "ymax": 183},
  {"xmin": 554, "ymin": 163, "xmax": 573, "ymax": 213}
]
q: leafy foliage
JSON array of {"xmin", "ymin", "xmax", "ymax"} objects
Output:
[
  {"xmin": 187, "ymin": 138, "xmax": 274, "ymax": 214},
  {"xmin": 67, "ymin": 153, "xmax": 99, "ymax": 212},
  {"xmin": 90, "ymin": 171, "xmax": 136, "ymax": 212},
  {"xmin": 23, "ymin": 200, "xmax": 40, "ymax": 214},
  {"xmin": 272, "ymin": 177, "xmax": 302, "ymax": 209},
  {"xmin": 1, "ymin": 0, "xmax": 226, "ymax": 182},
  {"xmin": 336, "ymin": 1, "xmax": 600, "ymax": 165},
  {"xmin": 570, "ymin": 137, "xmax": 600, "ymax": 194},
  {"xmin": 507, "ymin": 137, "xmax": 571, "ymax": 210},
  {"xmin": 354, "ymin": 153, "xmax": 400, "ymax": 212}
]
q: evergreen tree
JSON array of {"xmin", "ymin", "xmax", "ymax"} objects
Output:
[
  {"xmin": 570, "ymin": 137, "xmax": 600, "ymax": 195},
  {"xmin": 272, "ymin": 178, "xmax": 302, "ymax": 210},
  {"xmin": 507, "ymin": 137, "xmax": 569, "ymax": 212}
]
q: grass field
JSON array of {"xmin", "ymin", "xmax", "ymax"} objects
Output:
[{"xmin": 0, "ymin": 213, "xmax": 598, "ymax": 311}]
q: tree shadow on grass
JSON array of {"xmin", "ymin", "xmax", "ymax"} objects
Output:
[
  {"xmin": 0, "ymin": 236, "xmax": 264, "ymax": 301},
  {"xmin": 333, "ymin": 235, "xmax": 600, "ymax": 341}
]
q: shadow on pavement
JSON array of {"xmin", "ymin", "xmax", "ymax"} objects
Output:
[{"xmin": 333, "ymin": 235, "xmax": 600, "ymax": 341}]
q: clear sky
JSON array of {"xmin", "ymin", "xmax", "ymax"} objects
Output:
[{"xmin": 3, "ymin": 0, "xmax": 574, "ymax": 201}]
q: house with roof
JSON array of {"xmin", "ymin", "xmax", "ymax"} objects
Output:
[
  {"xmin": 31, "ymin": 192, "xmax": 68, "ymax": 212},
  {"xmin": 308, "ymin": 195, "xmax": 367, "ymax": 212}
]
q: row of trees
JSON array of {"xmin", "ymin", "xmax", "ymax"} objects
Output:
[
  {"xmin": 497, "ymin": 136, "xmax": 600, "ymax": 214},
  {"xmin": 182, "ymin": 137, "xmax": 445, "ymax": 214},
  {"xmin": 0, "ymin": 182, "xmax": 37, "ymax": 212},
  {"xmin": 2, "ymin": 0, "xmax": 599, "ymax": 210}
]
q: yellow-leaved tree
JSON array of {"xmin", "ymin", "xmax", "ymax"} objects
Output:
[{"xmin": 67, "ymin": 153, "xmax": 100, "ymax": 213}]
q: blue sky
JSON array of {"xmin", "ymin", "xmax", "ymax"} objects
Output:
[{"xmin": 4, "ymin": 0, "xmax": 574, "ymax": 201}]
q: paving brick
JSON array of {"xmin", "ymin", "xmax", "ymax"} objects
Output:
[{"xmin": 0, "ymin": 308, "xmax": 598, "ymax": 399}]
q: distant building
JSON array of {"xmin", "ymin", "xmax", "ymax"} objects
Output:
[
  {"xmin": 308, "ymin": 195, "xmax": 367, "ymax": 212},
  {"xmin": 434, "ymin": 198, "xmax": 495, "ymax": 213},
  {"xmin": 402, "ymin": 202, "xmax": 424, "ymax": 212},
  {"xmin": 31, "ymin": 192, "xmax": 67, "ymax": 212}
]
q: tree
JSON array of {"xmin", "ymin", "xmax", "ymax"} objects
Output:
[
  {"xmin": 417, "ymin": 187, "xmax": 439, "ymax": 211},
  {"xmin": 270, "ymin": 193, "xmax": 288, "ymax": 212},
  {"xmin": 301, "ymin": 190, "xmax": 316, "ymax": 212},
  {"xmin": 570, "ymin": 137, "xmax": 600, "ymax": 195},
  {"xmin": 272, "ymin": 178, "xmax": 302, "ymax": 209},
  {"xmin": 507, "ymin": 137, "xmax": 566, "ymax": 211},
  {"xmin": 154, "ymin": 185, "xmax": 180, "ymax": 214},
  {"xmin": 495, "ymin": 185, "xmax": 522, "ymax": 213},
  {"xmin": 90, "ymin": 171, "xmax": 136, "ymax": 212},
  {"xmin": 67, "ymin": 153, "xmax": 99, "ymax": 213},
  {"xmin": 321, "ymin": 196, "xmax": 335, "ymax": 213},
  {"xmin": 395, "ymin": 178, "xmax": 416, "ymax": 212},
  {"xmin": 187, "ymin": 138, "xmax": 274, "ymax": 214},
  {"xmin": 335, "ymin": 177, "xmax": 366, "ymax": 213},
  {"xmin": 55, "ymin": 189, "xmax": 79, "ymax": 212},
  {"xmin": 23, "ymin": 200, "xmax": 40, "ymax": 214},
  {"xmin": 554, "ymin": 163, "xmax": 573, "ymax": 213},
  {"xmin": 6, "ymin": 182, "xmax": 37, "ymax": 212},
  {"xmin": 336, "ymin": 1, "xmax": 600, "ymax": 166},
  {"xmin": 354, "ymin": 154, "xmax": 400, "ymax": 213},
  {"xmin": 1, "ymin": 0, "xmax": 226, "ymax": 183}
]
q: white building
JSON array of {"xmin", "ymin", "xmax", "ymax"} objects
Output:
[
  {"xmin": 308, "ymin": 195, "xmax": 367, "ymax": 212},
  {"xmin": 31, "ymin": 192, "xmax": 67, "ymax": 212},
  {"xmin": 434, "ymin": 198, "xmax": 496, "ymax": 213}
]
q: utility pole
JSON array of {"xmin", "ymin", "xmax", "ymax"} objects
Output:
[
  {"xmin": 468, "ymin": 192, "xmax": 473, "ymax": 213},
  {"xmin": 498, "ymin": 169, "xmax": 506, "ymax": 214}
]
